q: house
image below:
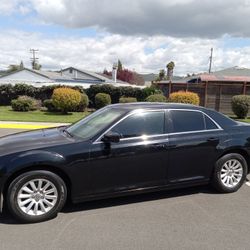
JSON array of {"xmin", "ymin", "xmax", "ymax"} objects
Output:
[
  {"xmin": 156, "ymin": 66, "xmax": 250, "ymax": 114},
  {"xmin": 0, "ymin": 67, "xmax": 145, "ymax": 88}
]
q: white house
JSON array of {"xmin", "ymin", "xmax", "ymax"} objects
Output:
[{"xmin": 0, "ymin": 67, "xmax": 145, "ymax": 89}]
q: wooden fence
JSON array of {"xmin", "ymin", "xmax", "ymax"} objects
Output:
[{"xmin": 157, "ymin": 81, "xmax": 250, "ymax": 114}]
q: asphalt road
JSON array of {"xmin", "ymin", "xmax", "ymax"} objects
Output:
[{"xmin": 0, "ymin": 128, "xmax": 250, "ymax": 250}]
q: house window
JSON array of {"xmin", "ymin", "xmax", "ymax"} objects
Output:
[{"xmin": 69, "ymin": 68, "xmax": 73, "ymax": 74}]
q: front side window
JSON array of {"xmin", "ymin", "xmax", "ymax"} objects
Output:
[
  {"xmin": 110, "ymin": 111, "xmax": 165, "ymax": 138},
  {"xmin": 67, "ymin": 108, "xmax": 126, "ymax": 139},
  {"xmin": 170, "ymin": 110, "xmax": 205, "ymax": 133}
]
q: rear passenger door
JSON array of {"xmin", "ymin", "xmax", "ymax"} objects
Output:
[{"xmin": 167, "ymin": 109, "xmax": 226, "ymax": 183}]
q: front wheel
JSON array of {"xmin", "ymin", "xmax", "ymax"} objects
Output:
[
  {"xmin": 212, "ymin": 153, "xmax": 247, "ymax": 193},
  {"xmin": 7, "ymin": 170, "xmax": 67, "ymax": 223}
]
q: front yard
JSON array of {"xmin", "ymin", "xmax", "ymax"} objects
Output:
[{"xmin": 0, "ymin": 106, "xmax": 89, "ymax": 123}]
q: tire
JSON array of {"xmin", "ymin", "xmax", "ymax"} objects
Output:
[
  {"xmin": 7, "ymin": 170, "xmax": 67, "ymax": 223},
  {"xmin": 212, "ymin": 153, "xmax": 247, "ymax": 193}
]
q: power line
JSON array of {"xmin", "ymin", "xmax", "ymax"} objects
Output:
[{"xmin": 30, "ymin": 49, "xmax": 39, "ymax": 70}]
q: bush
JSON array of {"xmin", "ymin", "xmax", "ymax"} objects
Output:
[
  {"xmin": 169, "ymin": 91, "xmax": 200, "ymax": 105},
  {"xmin": 95, "ymin": 93, "xmax": 111, "ymax": 109},
  {"xmin": 231, "ymin": 95, "xmax": 250, "ymax": 119},
  {"xmin": 119, "ymin": 97, "xmax": 137, "ymax": 103},
  {"xmin": 86, "ymin": 84, "xmax": 145, "ymax": 106},
  {"xmin": 43, "ymin": 99, "xmax": 60, "ymax": 112},
  {"xmin": 145, "ymin": 94, "xmax": 167, "ymax": 102},
  {"xmin": 52, "ymin": 88, "xmax": 82, "ymax": 113},
  {"xmin": 11, "ymin": 96, "xmax": 40, "ymax": 112},
  {"xmin": 78, "ymin": 94, "xmax": 89, "ymax": 111}
]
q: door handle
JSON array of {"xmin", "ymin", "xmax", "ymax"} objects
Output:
[
  {"xmin": 207, "ymin": 137, "xmax": 219, "ymax": 142},
  {"xmin": 151, "ymin": 144, "xmax": 166, "ymax": 149}
]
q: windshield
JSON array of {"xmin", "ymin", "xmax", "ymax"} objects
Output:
[{"xmin": 67, "ymin": 107, "xmax": 126, "ymax": 139}]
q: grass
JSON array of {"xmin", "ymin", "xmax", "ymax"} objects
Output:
[
  {"xmin": 0, "ymin": 106, "xmax": 89, "ymax": 123},
  {"xmin": 229, "ymin": 116, "xmax": 250, "ymax": 123}
]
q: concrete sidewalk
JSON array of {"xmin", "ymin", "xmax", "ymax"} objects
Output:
[{"xmin": 0, "ymin": 121, "xmax": 70, "ymax": 130}]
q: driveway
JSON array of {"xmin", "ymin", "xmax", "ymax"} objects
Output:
[{"xmin": 0, "ymin": 128, "xmax": 250, "ymax": 250}]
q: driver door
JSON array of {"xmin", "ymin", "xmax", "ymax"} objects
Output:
[{"xmin": 87, "ymin": 110, "xmax": 169, "ymax": 195}]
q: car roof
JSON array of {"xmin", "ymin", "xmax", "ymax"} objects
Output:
[{"xmin": 110, "ymin": 102, "xmax": 206, "ymax": 111}]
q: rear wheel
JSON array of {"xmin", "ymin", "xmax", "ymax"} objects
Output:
[
  {"xmin": 212, "ymin": 153, "xmax": 247, "ymax": 193},
  {"xmin": 7, "ymin": 170, "xmax": 67, "ymax": 223}
]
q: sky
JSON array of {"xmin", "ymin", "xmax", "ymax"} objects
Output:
[{"xmin": 1, "ymin": 0, "xmax": 250, "ymax": 75}]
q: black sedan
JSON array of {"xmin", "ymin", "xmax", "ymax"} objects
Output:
[{"xmin": 0, "ymin": 103, "xmax": 249, "ymax": 223}]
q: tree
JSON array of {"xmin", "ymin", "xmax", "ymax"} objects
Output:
[
  {"xmin": 117, "ymin": 59, "xmax": 123, "ymax": 72},
  {"xmin": 155, "ymin": 69, "xmax": 166, "ymax": 81},
  {"xmin": 33, "ymin": 62, "xmax": 42, "ymax": 70},
  {"xmin": 7, "ymin": 61, "xmax": 24, "ymax": 73},
  {"xmin": 20, "ymin": 61, "xmax": 24, "ymax": 70},
  {"xmin": 166, "ymin": 61, "xmax": 175, "ymax": 80}
]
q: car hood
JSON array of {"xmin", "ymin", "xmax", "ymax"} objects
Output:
[{"xmin": 0, "ymin": 127, "xmax": 74, "ymax": 156}]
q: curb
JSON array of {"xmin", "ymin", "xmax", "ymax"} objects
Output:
[{"xmin": 0, "ymin": 121, "xmax": 70, "ymax": 130}]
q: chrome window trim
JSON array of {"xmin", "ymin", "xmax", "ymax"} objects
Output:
[
  {"xmin": 168, "ymin": 108, "xmax": 223, "ymax": 130},
  {"xmin": 93, "ymin": 109, "xmax": 166, "ymax": 143},
  {"xmin": 93, "ymin": 108, "xmax": 223, "ymax": 144}
]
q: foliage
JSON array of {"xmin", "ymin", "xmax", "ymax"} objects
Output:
[
  {"xmin": 11, "ymin": 96, "xmax": 40, "ymax": 112},
  {"xmin": 95, "ymin": 93, "xmax": 111, "ymax": 109},
  {"xmin": 0, "ymin": 84, "xmax": 86, "ymax": 106},
  {"xmin": 169, "ymin": 91, "xmax": 200, "ymax": 105},
  {"xmin": 78, "ymin": 94, "xmax": 89, "ymax": 111},
  {"xmin": 145, "ymin": 94, "xmax": 167, "ymax": 102},
  {"xmin": 43, "ymin": 99, "xmax": 60, "ymax": 112},
  {"xmin": 166, "ymin": 61, "xmax": 175, "ymax": 80},
  {"xmin": 231, "ymin": 95, "xmax": 250, "ymax": 119},
  {"xmin": 52, "ymin": 88, "xmax": 83, "ymax": 113},
  {"xmin": 103, "ymin": 60, "xmax": 144, "ymax": 85},
  {"xmin": 119, "ymin": 97, "xmax": 137, "ymax": 103},
  {"xmin": 155, "ymin": 69, "xmax": 168, "ymax": 81},
  {"xmin": 86, "ymin": 84, "xmax": 146, "ymax": 106},
  {"xmin": 142, "ymin": 86, "xmax": 162, "ymax": 97}
]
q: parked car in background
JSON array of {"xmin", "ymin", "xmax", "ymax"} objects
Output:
[{"xmin": 0, "ymin": 103, "xmax": 249, "ymax": 223}]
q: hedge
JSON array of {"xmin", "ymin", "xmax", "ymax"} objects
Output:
[
  {"xmin": 119, "ymin": 97, "xmax": 137, "ymax": 103},
  {"xmin": 0, "ymin": 83, "xmax": 161, "ymax": 108}
]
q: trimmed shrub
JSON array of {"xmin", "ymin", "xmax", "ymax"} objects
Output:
[
  {"xmin": 77, "ymin": 94, "xmax": 89, "ymax": 111},
  {"xmin": 52, "ymin": 87, "xmax": 82, "ymax": 113},
  {"xmin": 119, "ymin": 97, "xmax": 137, "ymax": 103},
  {"xmin": 145, "ymin": 94, "xmax": 167, "ymax": 102},
  {"xmin": 95, "ymin": 93, "xmax": 111, "ymax": 109},
  {"xmin": 43, "ymin": 99, "xmax": 59, "ymax": 112},
  {"xmin": 169, "ymin": 91, "xmax": 200, "ymax": 105},
  {"xmin": 11, "ymin": 96, "xmax": 40, "ymax": 112},
  {"xmin": 231, "ymin": 95, "xmax": 250, "ymax": 119}
]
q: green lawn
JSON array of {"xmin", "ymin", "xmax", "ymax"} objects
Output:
[
  {"xmin": 229, "ymin": 116, "xmax": 250, "ymax": 123},
  {"xmin": 0, "ymin": 106, "xmax": 89, "ymax": 123}
]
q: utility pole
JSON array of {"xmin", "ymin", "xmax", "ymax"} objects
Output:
[
  {"xmin": 208, "ymin": 47, "xmax": 213, "ymax": 74},
  {"xmin": 30, "ymin": 49, "xmax": 39, "ymax": 70}
]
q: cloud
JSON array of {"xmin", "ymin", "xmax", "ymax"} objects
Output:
[
  {"xmin": 13, "ymin": 0, "xmax": 250, "ymax": 38},
  {"xmin": 1, "ymin": 30, "xmax": 250, "ymax": 75}
]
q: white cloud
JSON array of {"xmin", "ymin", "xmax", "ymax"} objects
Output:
[
  {"xmin": 1, "ymin": 30, "xmax": 250, "ymax": 75},
  {"xmin": 10, "ymin": 0, "xmax": 250, "ymax": 38}
]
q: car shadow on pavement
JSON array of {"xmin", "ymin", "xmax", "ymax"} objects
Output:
[
  {"xmin": 62, "ymin": 184, "xmax": 217, "ymax": 214},
  {"xmin": 0, "ymin": 185, "xmax": 217, "ymax": 225}
]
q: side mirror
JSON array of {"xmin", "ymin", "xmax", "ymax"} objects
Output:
[{"xmin": 102, "ymin": 131, "xmax": 120, "ymax": 143}]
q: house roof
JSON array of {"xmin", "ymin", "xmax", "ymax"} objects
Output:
[{"xmin": 61, "ymin": 67, "xmax": 112, "ymax": 82}]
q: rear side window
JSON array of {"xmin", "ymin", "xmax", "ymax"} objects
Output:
[
  {"xmin": 170, "ymin": 110, "xmax": 205, "ymax": 133},
  {"xmin": 205, "ymin": 115, "xmax": 219, "ymax": 130},
  {"xmin": 111, "ymin": 111, "xmax": 165, "ymax": 138}
]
